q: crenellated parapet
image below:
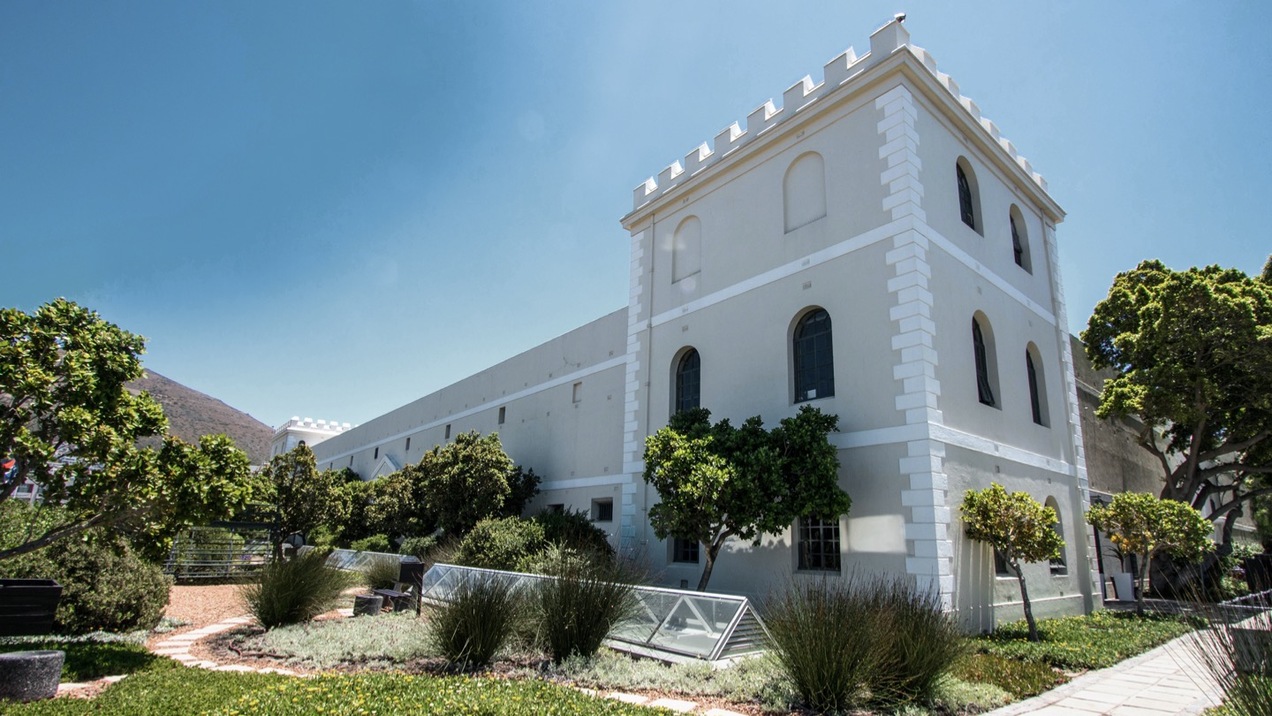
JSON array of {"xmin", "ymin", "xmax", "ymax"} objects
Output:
[
  {"xmin": 273, "ymin": 416, "xmax": 354, "ymax": 438},
  {"xmin": 631, "ymin": 18, "xmax": 1049, "ymax": 211}
]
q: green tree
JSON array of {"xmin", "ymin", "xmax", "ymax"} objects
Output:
[
  {"xmin": 0, "ymin": 299, "xmax": 255, "ymax": 561},
  {"xmin": 643, "ymin": 406, "xmax": 849, "ymax": 591},
  {"xmin": 1082, "ymin": 259, "xmax": 1272, "ymax": 540},
  {"xmin": 1087, "ymin": 492, "xmax": 1214, "ymax": 615},
  {"xmin": 960, "ymin": 483, "xmax": 1063, "ymax": 641},
  {"xmin": 409, "ymin": 431, "xmax": 518, "ymax": 536},
  {"xmin": 257, "ymin": 443, "xmax": 350, "ymax": 557}
]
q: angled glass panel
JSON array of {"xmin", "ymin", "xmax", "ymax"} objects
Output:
[{"xmin": 417, "ymin": 563, "xmax": 765, "ymax": 662}]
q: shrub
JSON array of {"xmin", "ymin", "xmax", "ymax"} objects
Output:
[
  {"xmin": 530, "ymin": 547, "xmax": 637, "ymax": 662},
  {"xmin": 869, "ymin": 577, "xmax": 965, "ymax": 706},
  {"xmin": 351, "ymin": 533, "xmax": 392, "ymax": 553},
  {"xmin": 399, "ymin": 535, "xmax": 437, "ymax": 561},
  {"xmin": 950, "ymin": 652, "xmax": 1064, "ymax": 698},
  {"xmin": 764, "ymin": 578, "xmax": 882, "ymax": 713},
  {"xmin": 425, "ymin": 574, "xmax": 522, "ymax": 668},
  {"xmin": 241, "ymin": 549, "xmax": 358, "ymax": 630},
  {"xmin": 454, "ymin": 516, "xmax": 545, "ymax": 571},
  {"xmin": 764, "ymin": 574, "xmax": 961, "ymax": 710},
  {"xmin": 534, "ymin": 508, "xmax": 614, "ymax": 559},
  {"xmin": 363, "ymin": 555, "xmax": 403, "ymax": 590},
  {"xmin": 3, "ymin": 533, "xmax": 170, "ymax": 635}
]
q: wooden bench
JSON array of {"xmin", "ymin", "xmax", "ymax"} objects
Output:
[{"xmin": 0, "ymin": 579, "xmax": 62, "ymax": 637}]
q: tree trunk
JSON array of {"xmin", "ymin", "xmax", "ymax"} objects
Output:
[
  {"xmin": 1014, "ymin": 563, "xmax": 1040, "ymax": 642},
  {"xmin": 1136, "ymin": 549, "xmax": 1151, "ymax": 616},
  {"xmin": 697, "ymin": 540, "xmax": 724, "ymax": 591}
]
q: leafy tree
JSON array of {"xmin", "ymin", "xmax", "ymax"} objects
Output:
[
  {"xmin": 643, "ymin": 406, "xmax": 849, "ymax": 591},
  {"xmin": 0, "ymin": 299, "xmax": 255, "ymax": 561},
  {"xmin": 1087, "ymin": 492, "xmax": 1214, "ymax": 615},
  {"xmin": 960, "ymin": 483, "xmax": 1063, "ymax": 641},
  {"xmin": 1082, "ymin": 259, "xmax": 1272, "ymax": 540},
  {"xmin": 257, "ymin": 443, "xmax": 350, "ymax": 557},
  {"xmin": 409, "ymin": 431, "xmax": 518, "ymax": 536}
]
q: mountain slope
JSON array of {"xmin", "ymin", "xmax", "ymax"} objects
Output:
[{"xmin": 127, "ymin": 370, "xmax": 273, "ymax": 465}]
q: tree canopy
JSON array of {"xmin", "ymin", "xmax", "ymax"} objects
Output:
[
  {"xmin": 643, "ymin": 406, "xmax": 849, "ymax": 591},
  {"xmin": 0, "ymin": 299, "xmax": 255, "ymax": 561},
  {"xmin": 256, "ymin": 443, "xmax": 350, "ymax": 556},
  {"xmin": 1082, "ymin": 259, "xmax": 1272, "ymax": 538},
  {"xmin": 1087, "ymin": 491, "xmax": 1213, "ymax": 614},
  {"xmin": 960, "ymin": 483, "xmax": 1063, "ymax": 641},
  {"xmin": 401, "ymin": 431, "xmax": 537, "ymax": 537}
]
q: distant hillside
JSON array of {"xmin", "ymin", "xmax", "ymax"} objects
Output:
[{"xmin": 127, "ymin": 370, "xmax": 273, "ymax": 465}]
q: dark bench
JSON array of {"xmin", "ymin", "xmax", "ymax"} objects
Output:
[{"xmin": 0, "ymin": 579, "xmax": 62, "ymax": 637}]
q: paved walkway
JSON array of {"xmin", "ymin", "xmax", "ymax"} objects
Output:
[{"xmin": 983, "ymin": 632, "xmax": 1224, "ymax": 716}]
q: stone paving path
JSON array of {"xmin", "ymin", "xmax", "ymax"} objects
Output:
[
  {"xmin": 58, "ymin": 614, "xmax": 749, "ymax": 714},
  {"xmin": 982, "ymin": 632, "xmax": 1224, "ymax": 716}
]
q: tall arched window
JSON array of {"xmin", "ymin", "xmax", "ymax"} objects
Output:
[
  {"xmin": 794, "ymin": 309, "xmax": 835, "ymax": 402},
  {"xmin": 1025, "ymin": 343, "xmax": 1050, "ymax": 426},
  {"xmin": 1009, "ymin": 205, "xmax": 1032, "ymax": 273},
  {"xmin": 783, "ymin": 152, "xmax": 827, "ymax": 233},
  {"xmin": 972, "ymin": 315, "xmax": 997, "ymax": 407},
  {"xmin": 674, "ymin": 348, "xmax": 701, "ymax": 414},
  {"xmin": 1046, "ymin": 497, "xmax": 1067, "ymax": 575},
  {"xmin": 956, "ymin": 158, "xmax": 982, "ymax": 235}
]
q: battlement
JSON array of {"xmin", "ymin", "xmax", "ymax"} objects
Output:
[
  {"xmin": 631, "ymin": 18, "xmax": 1048, "ymax": 212},
  {"xmin": 273, "ymin": 416, "xmax": 354, "ymax": 438}
]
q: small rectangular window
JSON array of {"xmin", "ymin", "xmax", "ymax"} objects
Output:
[
  {"xmin": 498, "ymin": 406, "xmax": 506, "ymax": 425},
  {"xmin": 572, "ymin": 382, "xmax": 582, "ymax": 404},
  {"xmin": 405, "ymin": 437, "xmax": 411, "ymax": 452},
  {"xmin": 349, "ymin": 456, "xmax": 354, "ymax": 467},
  {"xmin": 445, "ymin": 424, "xmax": 451, "ymax": 440},
  {"xmin": 547, "ymin": 503, "xmax": 565, "ymax": 514},
  {"xmin": 373, "ymin": 447, "xmax": 379, "ymax": 460},
  {"xmin": 591, "ymin": 498, "xmax": 613, "ymax": 522},
  {"xmin": 797, "ymin": 515, "xmax": 841, "ymax": 572},
  {"xmin": 672, "ymin": 537, "xmax": 700, "ymax": 564},
  {"xmin": 994, "ymin": 549, "xmax": 1012, "ymax": 577}
]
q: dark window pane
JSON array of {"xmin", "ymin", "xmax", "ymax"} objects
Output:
[
  {"xmin": 973, "ymin": 319, "xmax": 995, "ymax": 406},
  {"xmin": 1027, "ymin": 351, "xmax": 1043, "ymax": 425},
  {"xmin": 797, "ymin": 516, "xmax": 841, "ymax": 572},
  {"xmin": 1011, "ymin": 215, "xmax": 1024, "ymax": 267},
  {"xmin": 958, "ymin": 164, "xmax": 976, "ymax": 229},
  {"xmin": 675, "ymin": 349, "xmax": 701, "ymax": 414},
  {"xmin": 794, "ymin": 310, "xmax": 835, "ymax": 403},
  {"xmin": 673, "ymin": 538, "xmax": 699, "ymax": 564}
]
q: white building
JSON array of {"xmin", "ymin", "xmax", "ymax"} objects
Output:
[
  {"xmin": 270, "ymin": 417, "xmax": 355, "ymax": 459},
  {"xmin": 295, "ymin": 19, "xmax": 1097, "ymax": 630}
]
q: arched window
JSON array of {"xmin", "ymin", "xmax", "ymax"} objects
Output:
[
  {"xmin": 1046, "ymin": 497, "xmax": 1067, "ymax": 575},
  {"xmin": 794, "ymin": 309, "xmax": 835, "ymax": 403},
  {"xmin": 783, "ymin": 152, "xmax": 827, "ymax": 233},
  {"xmin": 1025, "ymin": 345, "xmax": 1049, "ymax": 426},
  {"xmin": 1010, "ymin": 206, "xmax": 1032, "ymax": 273},
  {"xmin": 674, "ymin": 348, "xmax": 701, "ymax": 414},
  {"xmin": 672, "ymin": 216, "xmax": 702, "ymax": 283},
  {"xmin": 956, "ymin": 158, "xmax": 982, "ymax": 235},
  {"xmin": 972, "ymin": 315, "xmax": 997, "ymax": 407}
]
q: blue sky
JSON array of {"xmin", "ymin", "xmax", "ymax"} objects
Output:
[{"xmin": 2, "ymin": 1, "xmax": 1268, "ymax": 430}]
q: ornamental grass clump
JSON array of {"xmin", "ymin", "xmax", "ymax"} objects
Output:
[
  {"xmin": 241, "ymin": 549, "xmax": 358, "ymax": 630},
  {"xmin": 531, "ymin": 546, "xmax": 638, "ymax": 663},
  {"xmin": 764, "ymin": 574, "xmax": 963, "ymax": 712},
  {"xmin": 362, "ymin": 555, "xmax": 402, "ymax": 591},
  {"xmin": 426, "ymin": 574, "xmax": 522, "ymax": 668},
  {"xmin": 1188, "ymin": 603, "xmax": 1272, "ymax": 716}
]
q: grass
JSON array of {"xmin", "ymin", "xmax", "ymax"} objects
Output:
[
  {"xmin": 949, "ymin": 652, "xmax": 1065, "ymax": 698},
  {"xmin": 975, "ymin": 609, "xmax": 1199, "ymax": 670},
  {"xmin": 6, "ymin": 668, "xmax": 667, "ymax": 715},
  {"xmin": 241, "ymin": 549, "xmax": 360, "ymax": 630}
]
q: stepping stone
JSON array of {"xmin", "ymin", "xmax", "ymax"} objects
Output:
[
  {"xmin": 213, "ymin": 665, "xmax": 256, "ymax": 672},
  {"xmin": 101, "ymin": 675, "xmax": 127, "ymax": 683},
  {"xmin": 606, "ymin": 692, "xmax": 650, "ymax": 705},
  {"xmin": 647, "ymin": 698, "xmax": 697, "ymax": 713},
  {"xmin": 704, "ymin": 709, "xmax": 750, "ymax": 716}
]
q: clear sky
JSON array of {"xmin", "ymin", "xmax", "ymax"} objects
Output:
[{"xmin": 2, "ymin": 1, "xmax": 1268, "ymax": 430}]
